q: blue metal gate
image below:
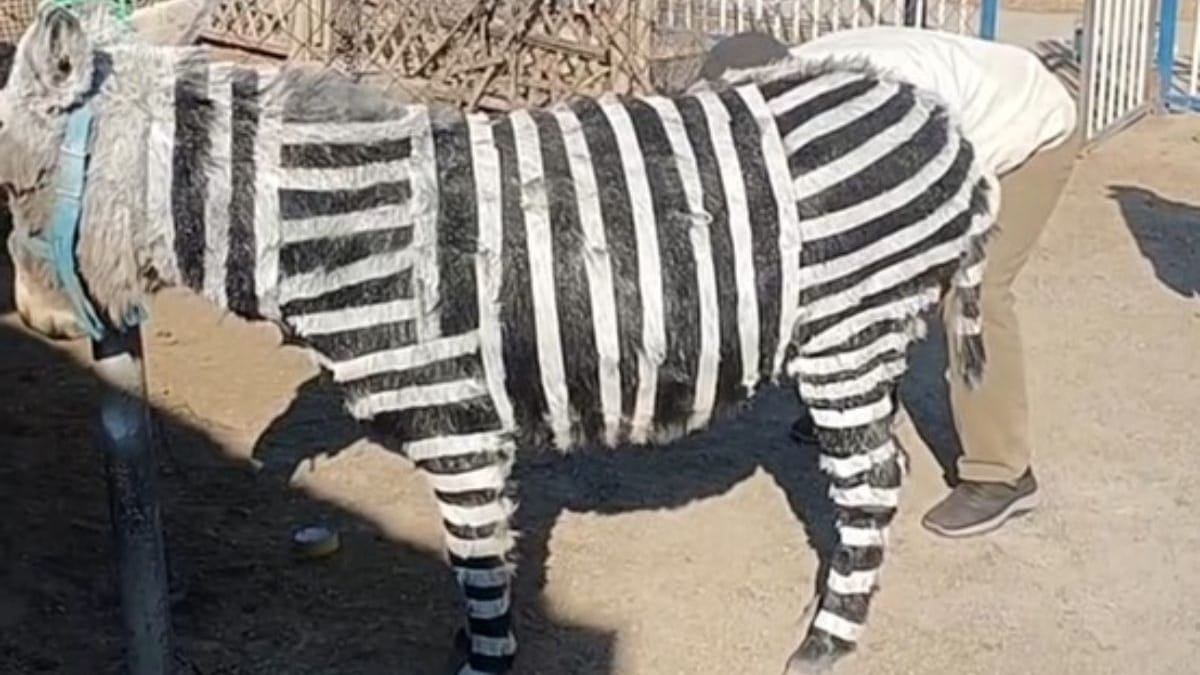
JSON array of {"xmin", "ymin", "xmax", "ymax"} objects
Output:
[{"xmin": 1156, "ymin": 0, "xmax": 1200, "ymax": 110}]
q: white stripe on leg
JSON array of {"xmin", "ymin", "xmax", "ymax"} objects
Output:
[
  {"xmin": 825, "ymin": 569, "xmax": 878, "ymax": 595},
  {"xmin": 812, "ymin": 609, "xmax": 864, "ymax": 642}
]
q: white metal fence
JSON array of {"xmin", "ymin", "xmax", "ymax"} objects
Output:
[
  {"xmin": 654, "ymin": 0, "xmax": 984, "ymax": 43},
  {"xmin": 1080, "ymin": 0, "xmax": 1158, "ymax": 141}
]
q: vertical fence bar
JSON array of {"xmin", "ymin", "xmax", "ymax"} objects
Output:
[
  {"xmin": 791, "ymin": 0, "xmax": 801, "ymax": 43},
  {"xmin": 979, "ymin": 0, "xmax": 999, "ymax": 38},
  {"xmin": 1081, "ymin": 0, "xmax": 1098, "ymax": 137},
  {"xmin": 1119, "ymin": 0, "xmax": 1134, "ymax": 109},
  {"xmin": 1100, "ymin": 0, "xmax": 1116, "ymax": 125},
  {"xmin": 1092, "ymin": 0, "xmax": 1104, "ymax": 135},
  {"xmin": 1115, "ymin": 0, "xmax": 1130, "ymax": 115},
  {"xmin": 1157, "ymin": 0, "xmax": 1179, "ymax": 107},
  {"xmin": 912, "ymin": 0, "xmax": 926, "ymax": 27},
  {"xmin": 1189, "ymin": 0, "xmax": 1200, "ymax": 95},
  {"xmin": 1131, "ymin": 0, "xmax": 1150, "ymax": 100},
  {"xmin": 1124, "ymin": 0, "xmax": 1138, "ymax": 109},
  {"xmin": 93, "ymin": 327, "xmax": 174, "ymax": 675},
  {"xmin": 1108, "ymin": 0, "xmax": 1122, "ymax": 116},
  {"xmin": 1135, "ymin": 0, "xmax": 1146, "ymax": 104}
]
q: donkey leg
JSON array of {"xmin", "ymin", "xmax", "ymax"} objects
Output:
[
  {"xmin": 411, "ymin": 437, "xmax": 519, "ymax": 675},
  {"xmin": 785, "ymin": 380, "xmax": 905, "ymax": 673}
]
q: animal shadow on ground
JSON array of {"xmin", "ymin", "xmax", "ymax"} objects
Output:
[
  {"xmin": 253, "ymin": 372, "xmax": 841, "ymax": 674},
  {"xmin": 1109, "ymin": 184, "xmax": 1200, "ymax": 299},
  {"xmin": 0, "ymin": 230, "xmax": 607, "ymax": 672},
  {"xmin": 1, "ymin": 207, "xmax": 962, "ymax": 674},
  {"xmin": 253, "ymin": 330, "xmax": 973, "ymax": 669}
]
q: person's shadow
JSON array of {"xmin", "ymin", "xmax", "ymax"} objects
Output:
[{"xmin": 1108, "ymin": 184, "xmax": 1200, "ymax": 299}]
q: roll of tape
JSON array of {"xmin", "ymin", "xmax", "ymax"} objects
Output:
[{"xmin": 291, "ymin": 525, "xmax": 341, "ymax": 559}]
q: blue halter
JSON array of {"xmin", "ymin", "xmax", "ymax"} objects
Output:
[{"xmin": 15, "ymin": 103, "xmax": 140, "ymax": 340}]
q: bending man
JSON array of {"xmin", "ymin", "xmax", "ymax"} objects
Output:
[{"xmin": 699, "ymin": 27, "xmax": 1079, "ymax": 539}]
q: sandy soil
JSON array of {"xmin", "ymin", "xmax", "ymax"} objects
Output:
[{"xmin": 3, "ymin": 112, "xmax": 1200, "ymax": 675}]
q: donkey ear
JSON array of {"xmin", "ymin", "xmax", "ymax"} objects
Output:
[
  {"xmin": 129, "ymin": 0, "xmax": 215, "ymax": 46},
  {"xmin": 13, "ymin": 1, "xmax": 94, "ymax": 107}
]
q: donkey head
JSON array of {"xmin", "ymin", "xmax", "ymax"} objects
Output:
[{"xmin": 1, "ymin": 0, "xmax": 213, "ymax": 340}]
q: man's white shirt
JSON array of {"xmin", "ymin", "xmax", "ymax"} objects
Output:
[{"xmin": 788, "ymin": 26, "xmax": 1078, "ymax": 177}]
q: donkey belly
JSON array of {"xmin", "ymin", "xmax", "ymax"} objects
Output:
[{"xmin": 491, "ymin": 227, "xmax": 786, "ymax": 452}]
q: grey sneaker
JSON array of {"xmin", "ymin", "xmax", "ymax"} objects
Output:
[{"xmin": 921, "ymin": 469, "xmax": 1040, "ymax": 538}]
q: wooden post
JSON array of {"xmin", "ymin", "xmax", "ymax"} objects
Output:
[{"xmin": 93, "ymin": 327, "xmax": 175, "ymax": 675}]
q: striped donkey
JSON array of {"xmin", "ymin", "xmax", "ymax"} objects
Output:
[{"xmin": 2, "ymin": 2, "xmax": 996, "ymax": 674}]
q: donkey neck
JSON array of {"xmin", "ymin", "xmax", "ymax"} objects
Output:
[{"xmin": 128, "ymin": 49, "xmax": 448, "ymax": 336}]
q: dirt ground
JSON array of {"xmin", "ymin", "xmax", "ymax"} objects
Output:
[{"xmin": 2, "ymin": 111, "xmax": 1199, "ymax": 675}]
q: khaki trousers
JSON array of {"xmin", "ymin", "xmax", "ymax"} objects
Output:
[{"xmin": 942, "ymin": 131, "xmax": 1082, "ymax": 484}]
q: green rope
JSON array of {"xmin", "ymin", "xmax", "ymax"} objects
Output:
[{"xmin": 51, "ymin": 0, "xmax": 134, "ymax": 23}]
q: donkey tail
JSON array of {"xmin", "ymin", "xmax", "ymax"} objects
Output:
[{"xmin": 951, "ymin": 174, "xmax": 1000, "ymax": 390}]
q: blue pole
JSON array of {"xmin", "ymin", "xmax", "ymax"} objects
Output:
[
  {"xmin": 1157, "ymin": 0, "xmax": 1179, "ymax": 108},
  {"xmin": 979, "ymin": 0, "xmax": 999, "ymax": 40}
]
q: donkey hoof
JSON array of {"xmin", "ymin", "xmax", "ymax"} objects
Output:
[{"xmin": 782, "ymin": 631, "xmax": 853, "ymax": 674}]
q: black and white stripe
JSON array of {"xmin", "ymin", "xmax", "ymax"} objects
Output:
[
  {"xmin": 759, "ymin": 67, "xmax": 992, "ymax": 652},
  {"xmin": 155, "ymin": 51, "xmax": 993, "ymax": 675}
]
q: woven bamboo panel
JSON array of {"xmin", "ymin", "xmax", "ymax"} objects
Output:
[
  {"xmin": 0, "ymin": 0, "xmax": 36, "ymax": 43},
  {"xmin": 0, "ymin": 0, "xmax": 711, "ymax": 109},
  {"xmin": 200, "ymin": 0, "xmax": 690, "ymax": 111},
  {"xmin": 201, "ymin": 0, "xmax": 311, "ymax": 56}
]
